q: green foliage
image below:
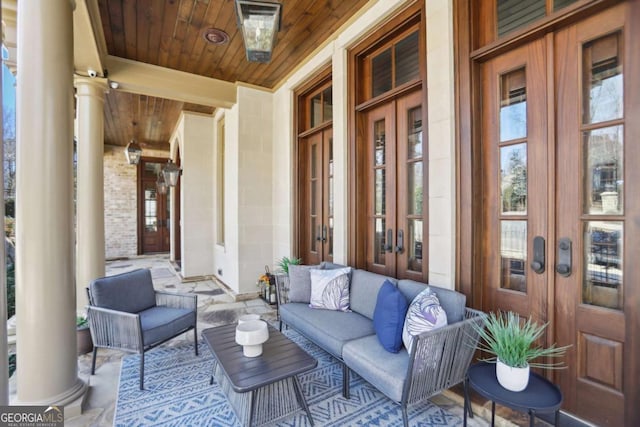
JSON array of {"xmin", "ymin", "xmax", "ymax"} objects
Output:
[
  {"xmin": 473, "ymin": 311, "xmax": 570, "ymax": 369},
  {"xmin": 6, "ymin": 264, "xmax": 14, "ymax": 319},
  {"xmin": 276, "ymin": 256, "xmax": 302, "ymax": 274},
  {"xmin": 76, "ymin": 315, "xmax": 89, "ymax": 329}
]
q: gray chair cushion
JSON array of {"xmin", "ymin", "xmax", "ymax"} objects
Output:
[
  {"xmin": 139, "ymin": 306, "xmax": 195, "ymax": 347},
  {"xmin": 350, "ymin": 270, "xmax": 397, "ymax": 320},
  {"xmin": 342, "ymin": 335, "xmax": 409, "ymax": 402},
  {"xmin": 90, "ymin": 269, "xmax": 156, "ymax": 313},
  {"xmin": 320, "ymin": 262, "xmax": 348, "ymax": 270},
  {"xmin": 279, "ymin": 303, "xmax": 375, "ymax": 358},
  {"xmin": 288, "ymin": 264, "xmax": 322, "ymax": 303},
  {"xmin": 398, "ymin": 280, "xmax": 466, "ymax": 323}
]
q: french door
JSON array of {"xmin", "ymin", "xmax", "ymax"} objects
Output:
[
  {"xmin": 138, "ymin": 159, "xmax": 170, "ymax": 254},
  {"xmin": 365, "ymin": 90, "xmax": 426, "ymax": 281},
  {"xmin": 299, "ymin": 129, "xmax": 333, "ymax": 264},
  {"xmin": 480, "ymin": 4, "xmax": 638, "ymax": 425}
]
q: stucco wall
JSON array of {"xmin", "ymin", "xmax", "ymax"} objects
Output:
[{"xmin": 103, "ymin": 144, "xmax": 169, "ymax": 259}]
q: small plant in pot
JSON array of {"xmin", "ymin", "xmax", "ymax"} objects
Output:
[
  {"xmin": 473, "ymin": 311, "xmax": 570, "ymax": 392},
  {"xmin": 76, "ymin": 314, "xmax": 93, "ymax": 356},
  {"xmin": 276, "ymin": 256, "xmax": 302, "ymax": 274}
]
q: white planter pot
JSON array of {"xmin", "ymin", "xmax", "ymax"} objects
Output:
[{"xmin": 496, "ymin": 359, "xmax": 530, "ymax": 392}]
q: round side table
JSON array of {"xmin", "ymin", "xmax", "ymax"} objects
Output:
[{"xmin": 463, "ymin": 362, "xmax": 563, "ymax": 427}]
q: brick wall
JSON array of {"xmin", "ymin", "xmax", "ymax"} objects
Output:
[{"xmin": 103, "ymin": 144, "xmax": 169, "ymax": 259}]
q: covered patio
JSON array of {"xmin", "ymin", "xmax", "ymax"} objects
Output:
[{"xmin": 0, "ymin": 0, "xmax": 638, "ymax": 426}]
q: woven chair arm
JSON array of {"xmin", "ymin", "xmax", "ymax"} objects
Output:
[
  {"xmin": 404, "ymin": 308, "xmax": 487, "ymax": 405},
  {"xmin": 155, "ymin": 291, "xmax": 197, "ymax": 310},
  {"xmin": 87, "ymin": 306, "xmax": 143, "ymax": 353},
  {"xmin": 274, "ymin": 273, "xmax": 290, "ymax": 305}
]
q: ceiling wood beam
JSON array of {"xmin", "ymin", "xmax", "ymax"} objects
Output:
[{"xmin": 104, "ymin": 55, "xmax": 237, "ymax": 108}]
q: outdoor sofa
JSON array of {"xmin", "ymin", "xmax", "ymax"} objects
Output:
[{"xmin": 276, "ymin": 264, "xmax": 485, "ymax": 427}]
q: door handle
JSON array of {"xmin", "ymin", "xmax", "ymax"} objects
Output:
[
  {"xmin": 383, "ymin": 229, "xmax": 393, "ymax": 252},
  {"xmin": 395, "ymin": 229, "xmax": 404, "ymax": 253},
  {"xmin": 556, "ymin": 237, "xmax": 572, "ymax": 277},
  {"xmin": 531, "ymin": 236, "xmax": 545, "ymax": 274}
]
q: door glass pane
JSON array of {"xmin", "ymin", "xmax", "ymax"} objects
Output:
[
  {"xmin": 395, "ymin": 31, "xmax": 420, "ymax": 87},
  {"xmin": 144, "ymin": 188, "xmax": 157, "ymax": 232},
  {"xmin": 311, "ymin": 179, "xmax": 317, "ymax": 215},
  {"xmin": 408, "ymin": 107, "xmax": 422, "ymax": 158},
  {"xmin": 501, "ymin": 143, "xmax": 527, "ymax": 214},
  {"xmin": 375, "ymin": 169, "xmax": 386, "ymax": 215},
  {"xmin": 584, "ymin": 221, "xmax": 622, "ymax": 310},
  {"xmin": 311, "ymin": 143, "xmax": 318, "ymax": 179},
  {"xmin": 311, "ymin": 217, "xmax": 318, "ymax": 252},
  {"xmin": 583, "ymin": 126, "xmax": 623, "ymax": 215},
  {"xmin": 497, "ymin": 0, "xmax": 545, "ymax": 37},
  {"xmin": 500, "ymin": 220, "xmax": 527, "ymax": 292},
  {"xmin": 372, "ymin": 48, "xmax": 392, "ymax": 97},
  {"xmin": 328, "ymin": 217, "xmax": 334, "ymax": 257},
  {"xmin": 143, "ymin": 162, "xmax": 162, "ymax": 179},
  {"xmin": 407, "ymin": 162, "xmax": 423, "ymax": 216},
  {"xmin": 374, "ymin": 218, "xmax": 386, "ymax": 265},
  {"xmin": 582, "ymin": 33, "xmax": 623, "ymax": 124},
  {"xmin": 407, "ymin": 219, "xmax": 423, "ymax": 273},
  {"xmin": 328, "ymin": 137, "xmax": 334, "ymax": 216},
  {"xmin": 323, "ymin": 86, "xmax": 333, "ymax": 122},
  {"xmin": 310, "ymin": 92, "xmax": 322, "ymax": 127},
  {"xmin": 554, "ymin": 0, "xmax": 578, "ymax": 11},
  {"xmin": 500, "ymin": 68, "xmax": 527, "ymax": 141},
  {"xmin": 374, "ymin": 120, "xmax": 386, "ymax": 166}
]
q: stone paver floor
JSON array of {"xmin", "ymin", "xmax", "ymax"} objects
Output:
[{"xmin": 15, "ymin": 255, "xmax": 500, "ymax": 427}]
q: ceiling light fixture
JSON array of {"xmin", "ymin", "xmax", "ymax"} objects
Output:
[
  {"xmin": 156, "ymin": 171, "xmax": 167, "ymax": 195},
  {"xmin": 124, "ymin": 139, "xmax": 142, "ymax": 165},
  {"xmin": 202, "ymin": 28, "xmax": 230, "ymax": 45},
  {"xmin": 234, "ymin": 0, "xmax": 282, "ymax": 63}
]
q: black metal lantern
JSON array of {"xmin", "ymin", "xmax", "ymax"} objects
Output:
[
  {"xmin": 124, "ymin": 139, "xmax": 142, "ymax": 165},
  {"xmin": 163, "ymin": 159, "xmax": 181, "ymax": 187}
]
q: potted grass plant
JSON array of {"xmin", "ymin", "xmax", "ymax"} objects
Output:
[
  {"xmin": 276, "ymin": 256, "xmax": 302, "ymax": 274},
  {"xmin": 473, "ymin": 311, "xmax": 569, "ymax": 391},
  {"xmin": 77, "ymin": 314, "xmax": 93, "ymax": 355}
]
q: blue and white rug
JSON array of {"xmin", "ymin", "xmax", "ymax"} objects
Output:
[{"xmin": 114, "ymin": 328, "xmax": 465, "ymax": 426}]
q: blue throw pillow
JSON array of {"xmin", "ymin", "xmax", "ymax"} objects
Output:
[{"xmin": 373, "ymin": 280, "xmax": 409, "ymax": 353}]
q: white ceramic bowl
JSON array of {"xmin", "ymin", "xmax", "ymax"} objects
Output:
[{"xmin": 235, "ymin": 320, "xmax": 269, "ymax": 357}]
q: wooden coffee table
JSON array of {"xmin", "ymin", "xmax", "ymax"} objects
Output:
[{"xmin": 202, "ymin": 323, "xmax": 316, "ymax": 426}]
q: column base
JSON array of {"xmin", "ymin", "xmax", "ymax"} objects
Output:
[{"xmin": 11, "ymin": 378, "xmax": 88, "ymax": 419}]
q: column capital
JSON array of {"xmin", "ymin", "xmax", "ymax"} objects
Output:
[{"xmin": 74, "ymin": 75, "xmax": 109, "ymax": 95}]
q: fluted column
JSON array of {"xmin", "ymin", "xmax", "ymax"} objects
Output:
[
  {"xmin": 75, "ymin": 77, "xmax": 107, "ymax": 310},
  {"xmin": 15, "ymin": 0, "xmax": 86, "ymax": 405}
]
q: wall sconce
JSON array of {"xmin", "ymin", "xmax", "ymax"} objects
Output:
[
  {"xmin": 124, "ymin": 139, "xmax": 142, "ymax": 165},
  {"xmin": 235, "ymin": 0, "xmax": 282, "ymax": 63},
  {"xmin": 162, "ymin": 159, "xmax": 181, "ymax": 187},
  {"xmin": 156, "ymin": 172, "xmax": 167, "ymax": 195}
]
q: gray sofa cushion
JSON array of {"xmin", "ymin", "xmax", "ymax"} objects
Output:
[
  {"xmin": 90, "ymin": 269, "xmax": 156, "ymax": 313},
  {"xmin": 398, "ymin": 280, "xmax": 466, "ymax": 323},
  {"xmin": 288, "ymin": 264, "xmax": 322, "ymax": 303},
  {"xmin": 139, "ymin": 306, "xmax": 195, "ymax": 346},
  {"xmin": 350, "ymin": 270, "xmax": 398, "ymax": 320},
  {"xmin": 342, "ymin": 335, "xmax": 409, "ymax": 402},
  {"xmin": 279, "ymin": 303, "xmax": 375, "ymax": 358}
]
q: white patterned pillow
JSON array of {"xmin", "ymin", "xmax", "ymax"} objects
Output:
[
  {"xmin": 309, "ymin": 267, "xmax": 351, "ymax": 311},
  {"xmin": 402, "ymin": 288, "xmax": 448, "ymax": 353}
]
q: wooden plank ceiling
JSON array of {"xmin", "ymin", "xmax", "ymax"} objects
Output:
[{"xmin": 99, "ymin": 0, "xmax": 370, "ymax": 149}]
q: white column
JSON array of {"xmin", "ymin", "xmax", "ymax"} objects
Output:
[
  {"xmin": 0, "ymin": 4, "xmax": 9, "ymax": 405},
  {"xmin": 75, "ymin": 77, "xmax": 107, "ymax": 310},
  {"xmin": 15, "ymin": 0, "xmax": 86, "ymax": 405}
]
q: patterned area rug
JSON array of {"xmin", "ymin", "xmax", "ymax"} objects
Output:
[{"xmin": 114, "ymin": 328, "xmax": 465, "ymax": 426}]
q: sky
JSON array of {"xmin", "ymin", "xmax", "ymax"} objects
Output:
[{"xmin": 2, "ymin": 45, "xmax": 17, "ymax": 135}]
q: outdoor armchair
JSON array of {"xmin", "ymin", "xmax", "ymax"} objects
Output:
[{"xmin": 86, "ymin": 268, "xmax": 198, "ymax": 390}]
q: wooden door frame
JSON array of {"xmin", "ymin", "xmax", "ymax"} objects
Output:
[
  {"xmin": 137, "ymin": 156, "xmax": 170, "ymax": 255},
  {"xmin": 455, "ymin": 1, "xmax": 640, "ymax": 423},
  {"xmin": 347, "ymin": 1, "xmax": 426, "ymax": 272}
]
